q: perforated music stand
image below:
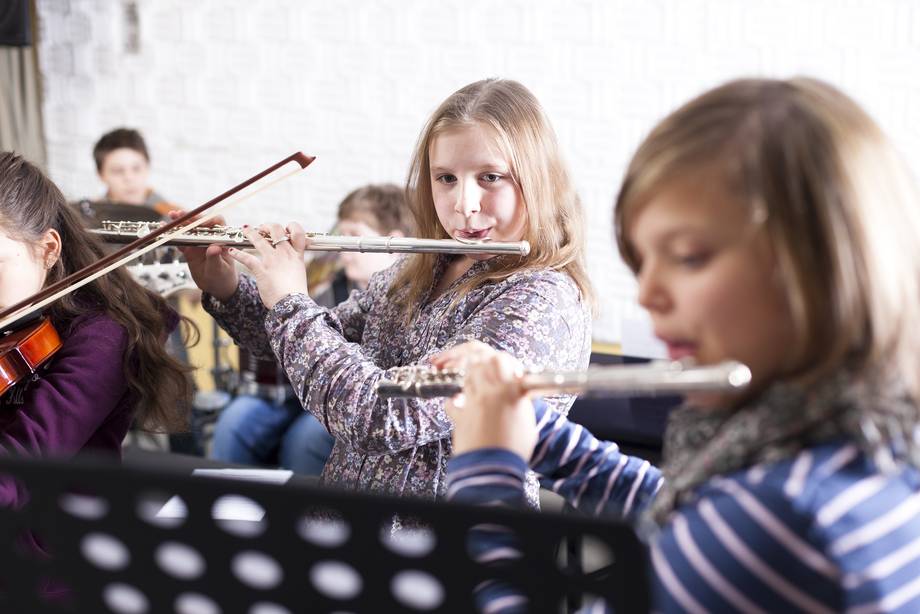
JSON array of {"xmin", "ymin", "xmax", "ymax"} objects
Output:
[{"xmin": 0, "ymin": 455, "xmax": 650, "ymax": 613}]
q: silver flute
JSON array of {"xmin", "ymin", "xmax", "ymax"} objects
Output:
[
  {"xmin": 92, "ymin": 221, "xmax": 531, "ymax": 257},
  {"xmin": 376, "ymin": 360, "xmax": 752, "ymax": 399}
]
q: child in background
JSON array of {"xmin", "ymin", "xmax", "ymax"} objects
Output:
[
  {"xmin": 445, "ymin": 77, "xmax": 920, "ymax": 612},
  {"xmin": 91, "ymin": 127, "xmax": 179, "ymax": 215},
  {"xmin": 210, "ymin": 183, "xmax": 410, "ymax": 475},
  {"xmin": 183, "ymin": 78, "xmax": 593, "ymax": 503}
]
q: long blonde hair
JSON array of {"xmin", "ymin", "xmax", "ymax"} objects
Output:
[
  {"xmin": 389, "ymin": 78, "xmax": 592, "ymax": 314},
  {"xmin": 615, "ymin": 77, "xmax": 920, "ymax": 401}
]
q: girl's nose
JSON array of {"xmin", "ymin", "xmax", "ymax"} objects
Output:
[
  {"xmin": 636, "ymin": 263, "xmax": 670, "ymax": 314},
  {"xmin": 455, "ymin": 181, "xmax": 481, "ymax": 217}
]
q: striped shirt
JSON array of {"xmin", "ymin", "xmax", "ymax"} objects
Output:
[{"xmin": 447, "ymin": 400, "xmax": 920, "ymax": 612}]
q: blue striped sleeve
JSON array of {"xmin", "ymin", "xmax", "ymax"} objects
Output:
[
  {"xmin": 447, "ymin": 448, "xmax": 529, "ymax": 507},
  {"xmin": 652, "ymin": 442, "xmax": 920, "ymax": 613},
  {"xmin": 528, "ymin": 399, "xmax": 663, "ymax": 522},
  {"xmin": 652, "ymin": 478, "xmax": 842, "ymax": 612},
  {"xmin": 446, "ymin": 449, "xmax": 531, "ymax": 613}
]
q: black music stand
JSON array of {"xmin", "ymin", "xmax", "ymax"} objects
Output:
[
  {"xmin": 72, "ymin": 200, "xmax": 164, "ymax": 228},
  {"xmin": 0, "ymin": 454, "xmax": 650, "ymax": 613}
]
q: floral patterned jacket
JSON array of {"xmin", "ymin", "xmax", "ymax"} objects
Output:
[{"xmin": 204, "ymin": 256, "xmax": 590, "ymax": 500}]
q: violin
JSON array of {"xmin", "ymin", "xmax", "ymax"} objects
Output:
[{"xmin": 0, "ymin": 317, "xmax": 63, "ymax": 398}]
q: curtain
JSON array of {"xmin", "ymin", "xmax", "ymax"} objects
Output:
[{"xmin": 0, "ymin": 0, "xmax": 46, "ymax": 167}]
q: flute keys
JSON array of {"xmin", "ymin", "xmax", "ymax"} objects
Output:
[{"xmin": 377, "ymin": 366, "xmax": 464, "ymax": 399}]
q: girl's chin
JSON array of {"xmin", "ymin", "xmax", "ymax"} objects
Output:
[
  {"xmin": 682, "ymin": 354, "xmax": 766, "ymax": 410},
  {"xmin": 683, "ymin": 390, "xmax": 740, "ymax": 412},
  {"xmin": 115, "ymin": 194, "xmax": 145, "ymax": 205}
]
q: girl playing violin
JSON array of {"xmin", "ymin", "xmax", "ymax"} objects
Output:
[
  {"xmin": 0, "ymin": 152, "xmax": 192, "ymax": 506},
  {"xmin": 445, "ymin": 77, "xmax": 920, "ymax": 611},
  {"xmin": 184, "ymin": 78, "xmax": 593, "ymax": 502}
]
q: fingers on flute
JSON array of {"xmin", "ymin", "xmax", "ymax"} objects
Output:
[
  {"xmin": 242, "ymin": 225, "xmax": 273, "ymax": 257},
  {"xmin": 286, "ymin": 221, "xmax": 307, "ymax": 252},
  {"xmin": 262, "ymin": 222, "xmax": 287, "ymax": 241},
  {"xmin": 430, "ymin": 340, "xmax": 494, "ymax": 369},
  {"xmin": 429, "ymin": 350, "xmax": 454, "ymax": 369},
  {"xmin": 260, "ymin": 223, "xmax": 297, "ymax": 252},
  {"xmin": 470, "ymin": 353, "xmax": 524, "ymax": 397},
  {"xmin": 226, "ymin": 246, "xmax": 260, "ymax": 272},
  {"xmin": 494, "ymin": 353, "xmax": 524, "ymax": 380}
]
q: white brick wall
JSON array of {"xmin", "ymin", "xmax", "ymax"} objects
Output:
[{"xmin": 35, "ymin": 0, "xmax": 920, "ymax": 351}]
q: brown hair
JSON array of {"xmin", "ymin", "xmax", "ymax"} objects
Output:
[
  {"xmin": 389, "ymin": 78, "xmax": 593, "ymax": 314},
  {"xmin": 0, "ymin": 152, "xmax": 192, "ymax": 431},
  {"xmin": 306, "ymin": 183, "xmax": 412, "ymax": 289},
  {"xmin": 615, "ymin": 77, "xmax": 920, "ymax": 400},
  {"xmin": 93, "ymin": 128, "xmax": 149, "ymax": 171},
  {"xmin": 337, "ymin": 183, "xmax": 411, "ymax": 235}
]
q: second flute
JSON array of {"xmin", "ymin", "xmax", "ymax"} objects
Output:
[
  {"xmin": 92, "ymin": 221, "xmax": 531, "ymax": 257},
  {"xmin": 376, "ymin": 360, "xmax": 752, "ymax": 399}
]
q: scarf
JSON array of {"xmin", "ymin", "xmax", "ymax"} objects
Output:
[{"xmin": 649, "ymin": 368, "xmax": 920, "ymax": 525}]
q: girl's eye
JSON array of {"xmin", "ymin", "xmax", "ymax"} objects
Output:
[
  {"xmin": 481, "ymin": 173, "xmax": 502, "ymax": 183},
  {"xmin": 675, "ymin": 252, "xmax": 710, "ymax": 269},
  {"xmin": 435, "ymin": 174, "xmax": 457, "ymax": 185}
]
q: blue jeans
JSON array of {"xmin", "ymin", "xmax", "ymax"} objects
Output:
[{"xmin": 210, "ymin": 395, "xmax": 334, "ymax": 476}]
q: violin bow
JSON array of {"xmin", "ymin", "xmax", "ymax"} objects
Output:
[{"xmin": 0, "ymin": 152, "xmax": 315, "ymax": 332}]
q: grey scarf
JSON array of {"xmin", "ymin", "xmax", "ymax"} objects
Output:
[{"xmin": 650, "ymin": 369, "xmax": 920, "ymax": 525}]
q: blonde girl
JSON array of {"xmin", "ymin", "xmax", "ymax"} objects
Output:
[
  {"xmin": 184, "ymin": 79, "xmax": 593, "ymax": 501},
  {"xmin": 446, "ymin": 77, "xmax": 920, "ymax": 612}
]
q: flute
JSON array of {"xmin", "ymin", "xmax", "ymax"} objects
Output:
[
  {"xmin": 376, "ymin": 360, "xmax": 752, "ymax": 399},
  {"xmin": 91, "ymin": 221, "xmax": 531, "ymax": 257}
]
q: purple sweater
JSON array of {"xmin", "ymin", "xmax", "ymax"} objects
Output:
[{"xmin": 0, "ymin": 313, "xmax": 134, "ymax": 505}]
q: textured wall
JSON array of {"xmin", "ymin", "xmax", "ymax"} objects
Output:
[{"xmin": 34, "ymin": 0, "xmax": 920, "ymax": 350}]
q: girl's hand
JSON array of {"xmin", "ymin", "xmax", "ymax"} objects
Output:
[
  {"xmin": 443, "ymin": 346, "xmax": 538, "ymax": 461},
  {"xmin": 226, "ymin": 221, "xmax": 310, "ymax": 309},
  {"xmin": 169, "ymin": 210, "xmax": 239, "ymax": 301},
  {"xmin": 430, "ymin": 340, "xmax": 496, "ymax": 372}
]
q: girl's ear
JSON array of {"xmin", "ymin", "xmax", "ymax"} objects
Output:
[{"xmin": 40, "ymin": 228, "xmax": 62, "ymax": 269}]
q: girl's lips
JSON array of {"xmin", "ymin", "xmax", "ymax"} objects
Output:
[
  {"xmin": 664, "ymin": 342, "xmax": 698, "ymax": 361},
  {"xmin": 455, "ymin": 228, "xmax": 491, "ymax": 240}
]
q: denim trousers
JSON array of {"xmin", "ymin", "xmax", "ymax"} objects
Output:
[{"xmin": 210, "ymin": 395, "xmax": 334, "ymax": 476}]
